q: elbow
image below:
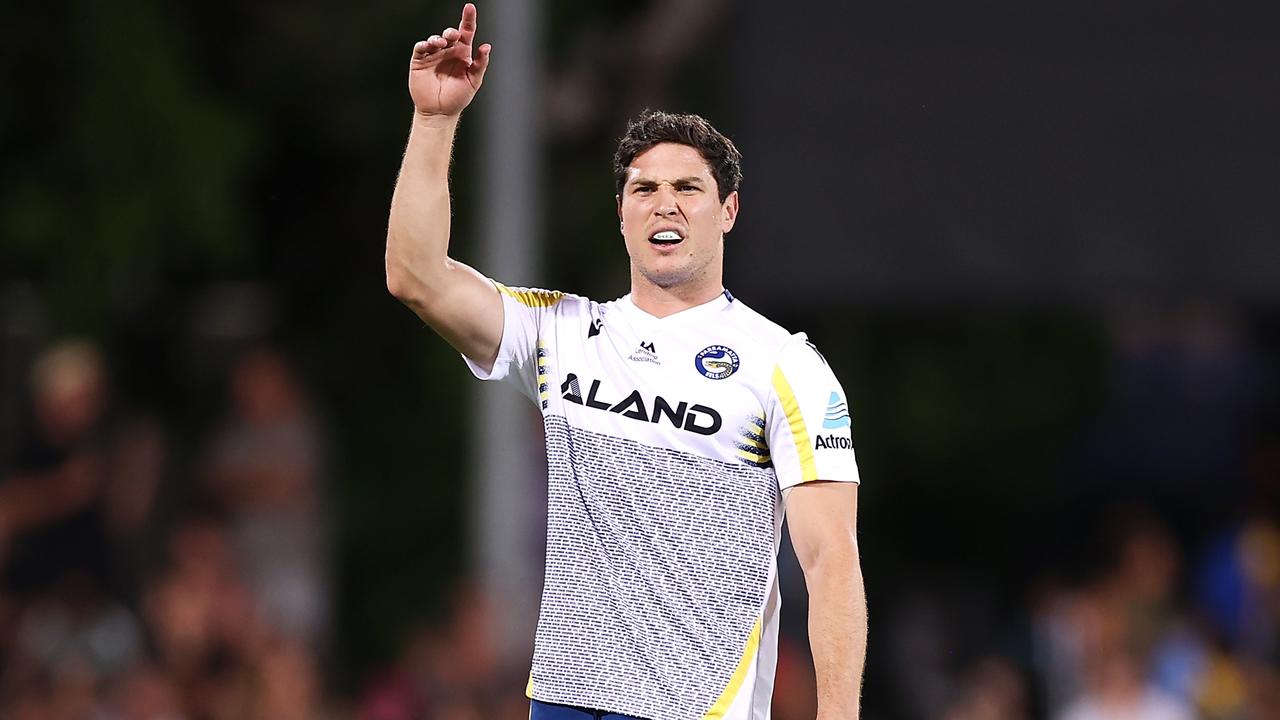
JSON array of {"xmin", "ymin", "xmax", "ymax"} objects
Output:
[
  {"xmin": 386, "ymin": 269, "xmax": 433, "ymax": 312},
  {"xmin": 386, "ymin": 256, "xmax": 449, "ymax": 315},
  {"xmin": 385, "ymin": 264, "xmax": 413, "ymax": 303},
  {"xmin": 386, "ymin": 261, "xmax": 428, "ymax": 310},
  {"xmin": 384, "ymin": 241, "xmax": 424, "ymax": 306},
  {"xmin": 385, "ymin": 232, "xmax": 451, "ymax": 310}
]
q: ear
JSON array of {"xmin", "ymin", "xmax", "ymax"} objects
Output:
[{"xmin": 720, "ymin": 191, "xmax": 740, "ymax": 234}]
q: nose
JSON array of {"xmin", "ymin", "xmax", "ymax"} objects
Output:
[{"xmin": 654, "ymin": 184, "xmax": 678, "ymax": 217}]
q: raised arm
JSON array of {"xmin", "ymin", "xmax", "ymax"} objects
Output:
[
  {"xmin": 786, "ymin": 481, "xmax": 867, "ymax": 719},
  {"xmin": 386, "ymin": 3, "xmax": 503, "ymax": 370}
]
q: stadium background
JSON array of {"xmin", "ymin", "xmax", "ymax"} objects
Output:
[{"xmin": 2, "ymin": 1, "xmax": 1278, "ymax": 718}]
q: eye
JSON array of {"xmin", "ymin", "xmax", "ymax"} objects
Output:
[
  {"xmin": 677, "ymin": 184, "xmax": 700, "ymax": 193},
  {"xmin": 633, "ymin": 185, "xmax": 654, "ymax": 195}
]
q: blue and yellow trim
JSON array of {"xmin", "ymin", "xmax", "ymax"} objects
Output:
[
  {"xmin": 735, "ymin": 414, "xmax": 771, "ymax": 467},
  {"xmin": 537, "ymin": 341, "xmax": 550, "ymax": 410},
  {"xmin": 772, "ymin": 367, "xmax": 817, "ymax": 482}
]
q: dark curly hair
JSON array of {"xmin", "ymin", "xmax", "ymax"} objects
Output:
[{"xmin": 612, "ymin": 110, "xmax": 742, "ymax": 203}]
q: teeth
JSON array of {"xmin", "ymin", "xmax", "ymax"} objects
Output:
[{"xmin": 653, "ymin": 231, "xmax": 681, "ymax": 241}]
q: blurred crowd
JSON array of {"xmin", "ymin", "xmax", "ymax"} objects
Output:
[
  {"xmin": 0, "ymin": 338, "xmax": 536, "ymax": 720},
  {"xmin": 0, "ymin": 341, "xmax": 331, "ymax": 719},
  {"xmin": 3, "ymin": 302, "xmax": 1279, "ymax": 720},
  {"xmin": 895, "ymin": 305, "xmax": 1280, "ymax": 720},
  {"xmin": 926, "ymin": 506, "xmax": 1280, "ymax": 720}
]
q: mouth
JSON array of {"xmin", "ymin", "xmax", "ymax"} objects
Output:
[{"xmin": 648, "ymin": 229, "xmax": 685, "ymax": 247}]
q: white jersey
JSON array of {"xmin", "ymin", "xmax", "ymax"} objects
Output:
[{"xmin": 464, "ymin": 283, "xmax": 859, "ymax": 720}]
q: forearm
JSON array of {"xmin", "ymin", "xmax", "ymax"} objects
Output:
[
  {"xmin": 385, "ymin": 112, "xmax": 460, "ymax": 306},
  {"xmin": 807, "ymin": 552, "xmax": 868, "ymax": 720}
]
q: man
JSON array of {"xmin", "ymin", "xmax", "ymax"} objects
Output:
[{"xmin": 385, "ymin": 5, "xmax": 866, "ymax": 719}]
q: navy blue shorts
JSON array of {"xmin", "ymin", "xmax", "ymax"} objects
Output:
[{"xmin": 529, "ymin": 699, "xmax": 643, "ymax": 720}]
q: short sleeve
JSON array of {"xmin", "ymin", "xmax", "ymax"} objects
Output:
[
  {"xmin": 764, "ymin": 335, "xmax": 860, "ymax": 491},
  {"xmin": 462, "ymin": 282, "xmax": 564, "ymax": 405}
]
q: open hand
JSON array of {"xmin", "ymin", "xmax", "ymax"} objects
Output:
[{"xmin": 409, "ymin": 3, "xmax": 492, "ymax": 118}]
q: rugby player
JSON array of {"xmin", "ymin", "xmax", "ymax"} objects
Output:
[{"xmin": 386, "ymin": 5, "xmax": 866, "ymax": 718}]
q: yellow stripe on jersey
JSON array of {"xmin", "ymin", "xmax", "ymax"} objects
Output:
[
  {"xmin": 525, "ymin": 672, "xmax": 533, "ymax": 699},
  {"xmin": 497, "ymin": 283, "xmax": 564, "ymax": 308},
  {"xmin": 703, "ymin": 618, "xmax": 762, "ymax": 719},
  {"xmin": 772, "ymin": 366, "xmax": 818, "ymax": 482}
]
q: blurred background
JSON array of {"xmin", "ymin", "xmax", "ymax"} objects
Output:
[{"xmin": 2, "ymin": 0, "xmax": 1279, "ymax": 718}]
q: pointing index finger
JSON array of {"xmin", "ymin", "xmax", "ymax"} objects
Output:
[{"xmin": 458, "ymin": 3, "xmax": 477, "ymax": 46}]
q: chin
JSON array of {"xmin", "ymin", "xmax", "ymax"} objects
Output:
[{"xmin": 639, "ymin": 265, "xmax": 693, "ymax": 289}]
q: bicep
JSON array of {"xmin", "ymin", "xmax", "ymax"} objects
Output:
[
  {"xmin": 785, "ymin": 481, "xmax": 860, "ymax": 574},
  {"xmin": 401, "ymin": 259, "xmax": 505, "ymax": 371}
]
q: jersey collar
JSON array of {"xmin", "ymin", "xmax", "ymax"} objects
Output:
[{"xmin": 619, "ymin": 289, "xmax": 734, "ymax": 323}]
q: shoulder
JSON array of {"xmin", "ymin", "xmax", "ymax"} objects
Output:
[
  {"xmin": 724, "ymin": 297, "xmax": 795, "ymax": 352},
  {"xmin": 724, "ymin": 300, "xmax": 841, "ymax": 393},
  {"xmin": 725, "ymin": 297, "xmax": 824, "ymax": 369}
]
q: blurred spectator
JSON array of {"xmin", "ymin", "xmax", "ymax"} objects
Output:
[
  {"xmin": 0, "ymin": 340, "xmax": 165, "ymax": 602},
  {"xmin": 1197, "ymin": 511, "xmax": 1280, "ymax": 660},
  {"xmin": 0, "ymin": 339, "xmax": 169, "ymax": 718},
  {"xmin": 137, "ymin": 512, "xmax": 334, "ymax": 719},
  {"xmin": 1055, "ymin": 642, "xmax": 1194, "ymax": 720},
  {"xmin": 1, "ymin": 340, "xmax": 112, "ymax": 599},
  {"xmin": 200, "ymin": 346, "xmax": 330, "ymax": 652},
  {"xmin": 1037, "ymin": 509, "xmax": 1214, "ymax": 715},
  {"xmin": 142, "ymin": 515, "xmax": 259, "ymax": 686},
  {"xmin": 1182, "ymin": 428, "xmax": 1280, "ymax": 718},
  {"xmin": 1099, "ymin": 508, "xmax": 1212, "ymax": 708}
]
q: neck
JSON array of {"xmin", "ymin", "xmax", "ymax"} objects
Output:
[{"xmin": 629, "ymin": 273, "xmax": 725, "ymax": 319}]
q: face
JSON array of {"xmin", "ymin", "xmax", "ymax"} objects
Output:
[{"xmin": 617, "ymin": 142, "xmax": 739, "ymax": 292}]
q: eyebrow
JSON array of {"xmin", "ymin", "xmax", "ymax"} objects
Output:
[{"xmin": 628, "ymin": 176, "xmax": 707, "ymax": 187}]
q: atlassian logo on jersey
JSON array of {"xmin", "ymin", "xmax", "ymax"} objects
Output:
[
  {"xmin": 560, "ymin": 373, "xmax": 722, "ymax": 435},
  {"xmin": 695, "ymin": 345, "xmax": 739, "ymax": 380}
]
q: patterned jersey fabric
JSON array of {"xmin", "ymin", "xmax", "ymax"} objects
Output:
[{"xmin": 464, "ymin": 284, "xmax": 859, "ymax": 720}]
